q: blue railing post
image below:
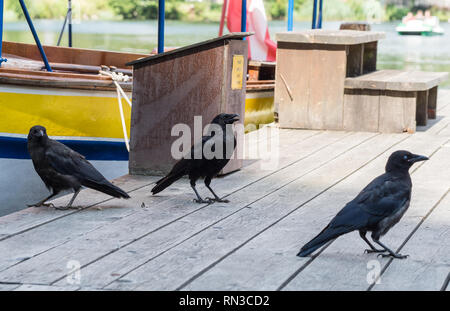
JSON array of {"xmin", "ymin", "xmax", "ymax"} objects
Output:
[
  {"xmin": 0, "ymin": 0, "xmax": 7, "ymax": 66},
  {"xmin": 18, "ymin": 0, "xmax": 52, "ymax": 71},
  {"xmin": 317, "ymin": 0, "xmax": 323, "ymax": 29},
  {"xmin": 312, "ymin": 0, "xmax": 318, "ymax": 29},
  {"xmin": 68, "ymin": 0, "xmax": 72, "ymax": 47},
  {"xmin": 241, "ymin": 0, "xmax": 247, "ymax": 32},
  {"xmin": 157, "ymin": 0, "xmax": 165, "ymax": 54},
  {"xmin": 287, "ymin": 0, "xmax": 294, "ymax": 31}
]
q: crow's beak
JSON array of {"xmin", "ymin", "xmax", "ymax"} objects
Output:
[
  {"xmin": 228, "ymin": 114, "xmax": 239, "ymax": 123},
  {"xmin": 409, "ymin": 154, "xmax": 428, "ymax": 163},
  {"xmin": 39, "ymin": 130, "xmax": 44, "ymax": 137}
]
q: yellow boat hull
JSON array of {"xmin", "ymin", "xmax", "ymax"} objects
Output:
[{"xmin": 0, "ymin": 85, "xmax": 274, "ymax": 159}]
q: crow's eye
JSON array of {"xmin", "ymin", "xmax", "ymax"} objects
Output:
[{"xmin": 403, "ymin": 155, "xmax": 408, "ymax": 160}]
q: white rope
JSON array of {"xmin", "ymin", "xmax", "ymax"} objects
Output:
[{"xmin": 99, "ymin": 69, "xmax": 132, "ymax": 152}]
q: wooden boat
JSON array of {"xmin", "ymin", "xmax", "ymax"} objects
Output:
[
  {"xmin": 0, "ymin": 41, "xmax": 275, "ymax": 161},
  {"xmin": 0, "ymin": 41, "xmax": 144, "ymax": 160}
]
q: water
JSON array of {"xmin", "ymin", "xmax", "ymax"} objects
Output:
[
  {"xmin": 1, "ymin": 19, "xmax": 449, "ymax": 216},
  {"xmin": 3, "ymin": 20, "xmax": 450, "ymax": 87}
]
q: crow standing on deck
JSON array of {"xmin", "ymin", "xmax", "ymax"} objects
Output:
[
  {"xmin": 27, "ymin": 125, "xmax": 130, "ymax": 209},
  {"xmin": 151, "ymin": 113, "xmax": 239, "ymax": 203},
  {"xmin": 297, "ymin": 150, "xmax": 428, "ymax": 259}
]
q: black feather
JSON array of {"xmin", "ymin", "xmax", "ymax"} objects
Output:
[
  {"xmin": 150, "ymin": 113, "xmax": 239, "ymax": 202},
  {"xmin": 27, "ymin": 125, "xmax": 130, "ymax": 206},
  {"xmin": 297, "ymin": 150, "xmax": 427, "ymax": 257}
]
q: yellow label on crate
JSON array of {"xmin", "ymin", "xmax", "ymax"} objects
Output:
[{"xmin": 231, "ymin": 55, "xmax": 244, "ymax": 90}]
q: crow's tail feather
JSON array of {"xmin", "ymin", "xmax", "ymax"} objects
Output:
[
  {"xmin": 297, "ymin": 225, "xmax": 351, "ymax": 257},
  {"xmin": 151, "ymin": 172, "xmax": 184, "ymax": 195},
  {"xmin": 83, "ymin": 180, "xmax": 130, "ymax": 199}
]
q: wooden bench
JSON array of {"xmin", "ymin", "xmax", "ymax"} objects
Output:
[{"xmin": 344, "ymin": 70, "xmax": 448, "ymax": 133}]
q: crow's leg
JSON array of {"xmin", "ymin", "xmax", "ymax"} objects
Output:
[
  {"xmin": 190, "ymin": 180, "xmax": 209, "ymax": 204},
  {"xmin": 372, "ymin": 238, "xmax": 408, "ymax": 259},
  {"xmin": 204, "ymin": 176, "xmax": 229, "ymax": 203},
  {"xmin": 360, "ymin": 231, "xmax": 387, "ymax": 253},
  {"xmin": 27, "ymin": 192, "xmax": 57, "ymax": 207},
  {"xmin": 55, "ymin": 189, "xmax": 81, "ymax": 210}
]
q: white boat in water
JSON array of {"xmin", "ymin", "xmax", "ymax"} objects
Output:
[{"xmin": 396, "ymin": 15, "xmax": 444, "ymax": 36}]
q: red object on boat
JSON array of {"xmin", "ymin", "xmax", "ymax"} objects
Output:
[{"xmin": 223, "ymin": 0, "xmax": 276, "ymax": 62}]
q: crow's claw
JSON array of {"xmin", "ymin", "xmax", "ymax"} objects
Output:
[
  {"xmin": 193, "ymin": 198, "xmax": 210, "ymax": 204},
  {"xmin": 364, "ymin": 248, "xmax": 387, "ymax": 254},
  {"xmin": 205, "ymin": 197, "xmax": 230, "ymax": 203},
  {"xmin": 54, "ymin": 205, "xmax": 81, "ymax": 211},
  {"xmin": 27, "ymin": 202, "xmax": 54, "ymax": 208},
  {"xmin": 377, "ymin": 253, "xmax": 409, "ymax": 259}
]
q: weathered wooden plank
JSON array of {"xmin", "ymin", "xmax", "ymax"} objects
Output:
[
  {"xmin": 371, "ymin": 188, "xmax": 450, "ymax": 291},
  {"xmin": 0, "ymin": 283, "xmax": 20, "ymax": 291},
  {"xmin": 386, "ymin": 71, "xmax": 448, "ymax": 91},
  {"xmin": 3, "ymin": 41, "xmax": 149, "ymax": 69},
  {"xmin": 345, "ymin": 70, "xmax": 448, "ymax": 92},
  {"xmin": 0, "ymin": 176, "xmax": 156, "ymax": 236},
  {"xmin": 343, "ymin": 88, "xmax": 380, "ymax": 132},
  {"xmin": 0, "ymin": 130, "xmax": 352, "ymax": 283},
  {"xmin": 276, "ymin": 41, "xmax": 347, "ymax": 130},
  {"xmin": 0, "ymin": 129, "xmax": 314, "ymax": 242},
  {"xmin": 379, "ymin": 90, "xmax": 416, "ymax": 133},
  {"xmin": 275, "ymin": 44, "xmax": 311, "ymax": 128},
  {"xmin": 416, "ymin": 90, "xmax": 429, "ymax": 126},
  {"xmin": 346, "ymin": 44, "xmax": 364, "ymax": 77},
  {"xmin": 102, "ymin": 133, "xmax": 406, "ymax": 290},
  {"xmin": 282, "ymin": 137, "xmax": 450, "ymax": 291},
  {"xmin": 0, "ymin": 185, "xmax": 175, "ymax": 273},
  {"xmin": 362, "ymin": 41, "xmax": 377, "ymax": 74},
  {"xmin": 0, "ymin": 131, "xmax": 361, "ymax": 285},
  {"xmin": 340, "ymin": 22, "xmax": 371, "ymax": 31},
  {"xmin": 184, "ymin": 133, "xmax": 446, "ymax": 291},
  {"xmin": 419, "ymin": 93, "xmax": 450, "ymax": 134},
  {"xmin": 428, "ymin": 86, "xmax": 438, "ymax": 119},
  {"xmin": 308, "ymin": 46, "xmax": 347, "ymax": 130},
  {"xmin": 276, "ymin": 30, "xmax": 385, "ymax": 45},
  {"xmin": 0, "ymin": 175, "xmax": 155, "ymax": 238},
  {"xmin": 344, "ymin": 70, "xmax": 397, "ymax": 90},
  {"xmin": 14, "ymin": 284, "xmax": 80, "ymax": 291},
  {"xmin": 52, "ymin": 132, "xmax": 374, "ymax": 289}
]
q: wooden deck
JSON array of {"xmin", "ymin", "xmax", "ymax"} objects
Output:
[{"xmin": 1, "ymin": 91, "xmax": 450, "ymax": 291}]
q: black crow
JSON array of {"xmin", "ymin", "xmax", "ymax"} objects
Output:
[
  {"xmin": 151, "ymin": 113, "xmax": 239, "ymax": 203},
  {"xmin": 27, "ymin": 125, "xmax": 130, "ymax": 209},
  {"xmin": 297, "ymin": 150, "xmax": 428, "ymax": 259}
]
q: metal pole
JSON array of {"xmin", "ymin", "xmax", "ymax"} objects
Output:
[
  {"xmin": 157, "ymin": 0, "xmax": 165, "ymax": 54},
  {"xmin": 0, "ymin": 0, "xmax": 7, "ymax": 67},
  {"xmin": 312, "ymin": 0, "xmax": 318, "ymax": 29},
  {"xmin": 317, "ymin": 0, "xmax": 323, "ymax": 29},
  {"xmin": 241, "ymin": 0, "xmax": 247, "ymax": 32},
  {"xmin": 18, "ymin": 0, "xmax": 52, "ymax": 71},
  {"xmin": 68, "ymin": 0, "xmax": 72, "ymax": 47},
  {"xmin": 287, "ymin": 0, "xmax": 294, "ymax": 31},
  {"xmin": 219, "ymin": 0, "xmax": 228, "ymax": 36},
  {"xmin": 56, "ymin": 9, "xmax": 69, "ymax": 46}
]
